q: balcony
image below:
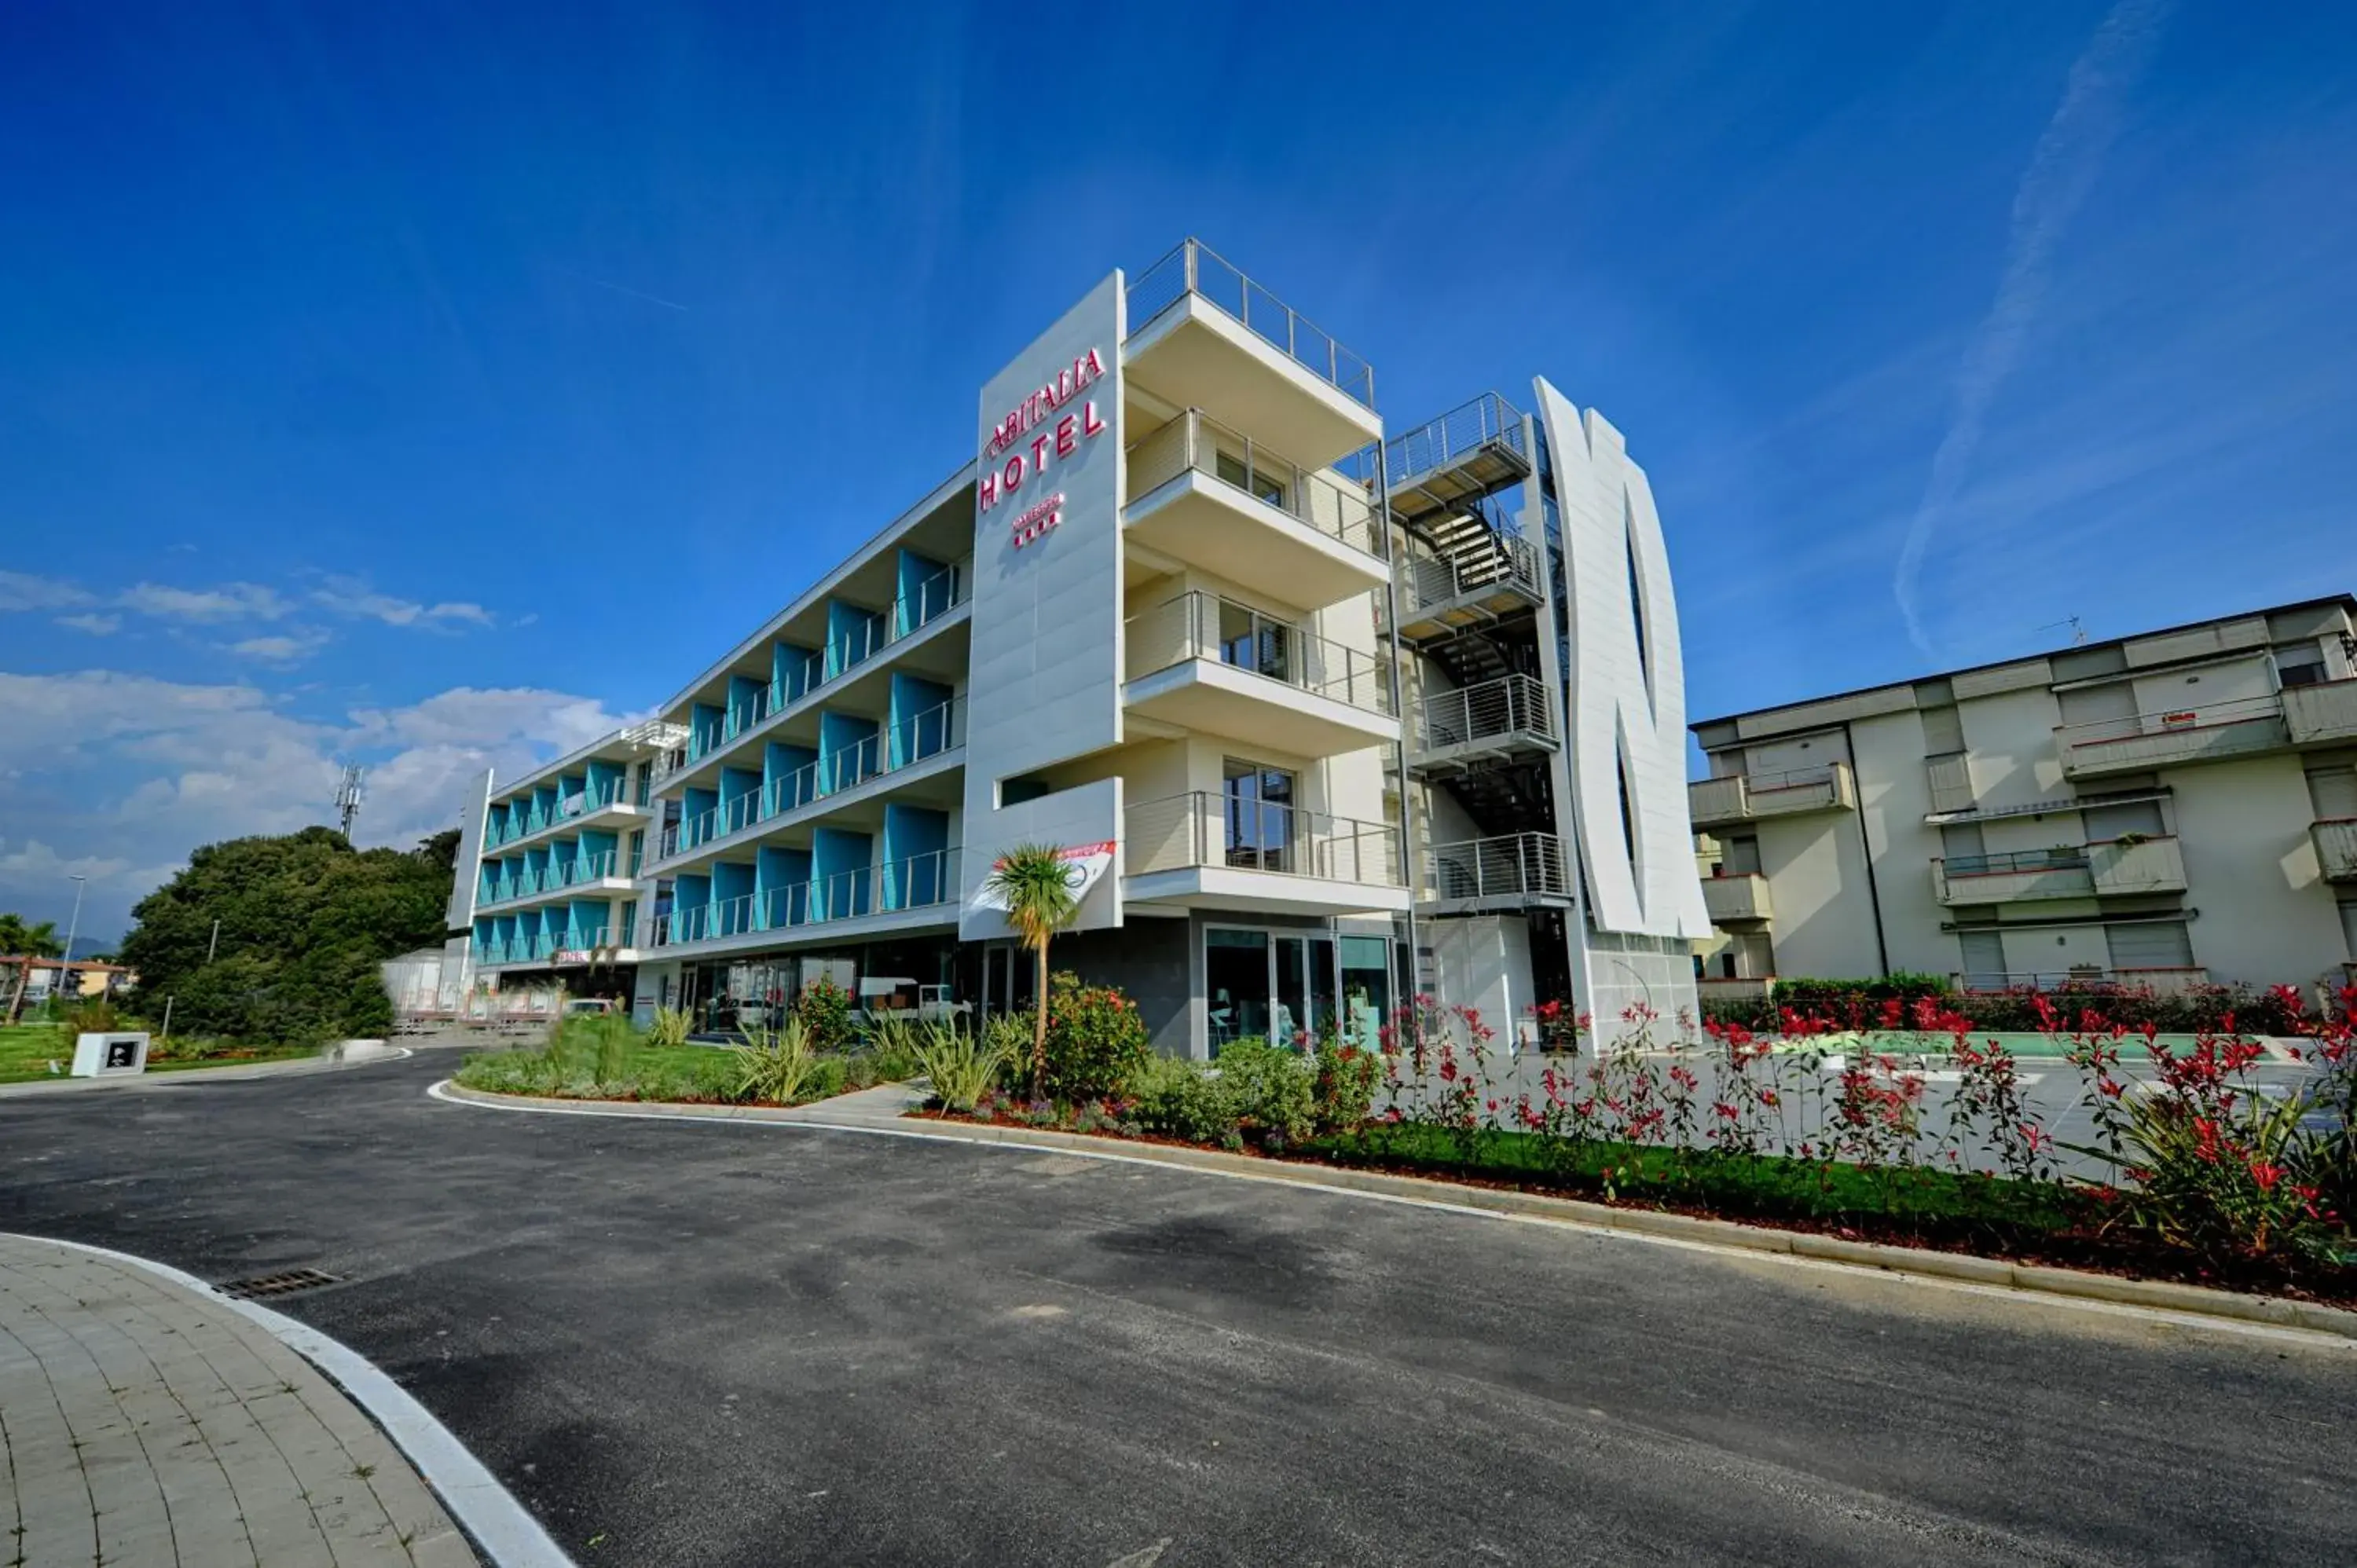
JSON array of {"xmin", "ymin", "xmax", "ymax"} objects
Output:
[
  {"xmin": 478, "ymin": 849, "xmax": 635, "ymax": 910},
  {"xmin": 2314, "ymin": 819, "xmax": 2357, "ymax": 883},
  {"xmin": 1123, "ymin": 592, "xmax": 1398, "ymax": 757},
  {"xmin": 477, "ymin": 926, "xmax": 638, "ymax": 969},
  {"xmin": 1124, "ymin": 791, "xmax": 1410, "ymax": 915},
  {"xmin": 483, "ymin": 782, "xmax": 648, "ymax": 851},
  {"xmin": 1930, "ymin": 836, "xmax": 2188, "ymax": 907},
  {"xmin": 655, "ymin": 558, "xmax": 969, "ymax": 785},
  {"xmin": 1123, "ymin": 409, "xmax": 1387, "ymax": 609},
  {"xmin": 645, "ymin": 848, "xmax": 962, "ymax": 955},
  {"xmin": 1410, "ymin": 674, "xmax": 1556, "ymax": 772},
  {"xmin": 1420, "ymin": 833, "xmax": 1571, "ymax": 914},
  {"xmin": 1124, "ymin": 240, "xmax": 1379, "ymax": 468},
  {"xmin": 1688, "ymin": 764, "xmax": 1857, "ymax": 830},
  {"xmin": 2283, "ymin": 676, "xmax": 2357, "ymax": 746},
  {"xmin": 2057, "ymin": 694, "xmax": 2289, "ymax": 779},
  {"xmin": 1701, "ymin": 872, "xmax": 1773, "ymax": 925},
  {"xmin": 1389, "ymin": 532, "xmax": 1546, "ymax": 645},
  {"xmin": 650, "ymin": 698, "xmax": 963, "ymax": 870}
]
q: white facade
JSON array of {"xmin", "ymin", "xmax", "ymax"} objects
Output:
[
  {"xmin": 1692, "ymin": 599, "xmax": 2357, "ymax": 999},
  {"xmin": 444, "ymin": 240, "xmax": 1714, "ymax": 1053}
]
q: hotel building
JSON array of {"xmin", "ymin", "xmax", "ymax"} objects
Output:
[
  {"xmin": 442, "ymin": 240, "xmax": 1714, "ymax": 1053},
  {"xmin": 1688, "ymin": 598, "xmax": 2357, "ymax": 998}
]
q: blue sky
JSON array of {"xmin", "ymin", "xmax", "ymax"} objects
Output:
[{"xmin": 2, "ymin": 0, "xmax": 2352, "ymax": 940}]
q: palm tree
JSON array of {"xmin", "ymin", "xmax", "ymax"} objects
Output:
[
  {"xmin": 0, "ymin": 914, "xmax": 61, "ymax": 958},
  {"xmin": 983, "ymin": 844, "xmax": 1079, "ymax": 1101}
]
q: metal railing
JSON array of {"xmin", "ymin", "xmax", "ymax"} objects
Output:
[
  {"xmin": 1124, "ymin": 592, "xmax": 1393, "ymax": 716},
  {"xmin": 1941, "ymin": 847, "xmax": 2090, "ymax": 878},
  {"xmin": 2055, "ymin": 694, "xmax": 2288, "ymax": 773},
  {"xmin": 1126, "ymin": 239, "xmax": 1374, "ymax": 408},
  {"xmin": 655, "ymin": 698, "xmax": 964, "ymax": 863},
  {"xmin": 1125, "ymin": 791, "xmax": 1402, "ymax": 886},
  {"xmin": 480, "ymin": 848, "xmax": 626, "ymax": 906},
  {"xmin": 475, "ymin": 925, "xmax": 618, "ymax": 966},
  {"xmin": 1420, "ymin": 833, "xmax": 1568, "ymax": 903},
  {"xmin": 645, "ymin": 848, "xmax": 962, "ymax": 949},
  {"xmin": 1396, "ymin": 533, "xmax": 1545, "ymax": 613},
  {"xmin": 1124, "ymin": 409, "xmax": 1384, "ymax": 559},
  {"xmin": 656, "ymin": 558, "xmax": 968, "ymax": 781},
  {"xmin": 1340, "ymin": 391, "xmax": 1527, "ymax": 492},
  {"xmin": 484, "ymin": 781, "xmax": 637, "ymax": 848},
  {"xmin": 1415, "ymin": 674, "xmax": 1554, "ymax": 755}
]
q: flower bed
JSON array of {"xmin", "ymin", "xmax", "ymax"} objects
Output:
[
  {"xmin": 915, "ymin": 983, "xmax": 2357, "ymax": 1306},
  {"xmin": 454, "ymin": 1010, "xmax": 918, "ymax": 1108}
]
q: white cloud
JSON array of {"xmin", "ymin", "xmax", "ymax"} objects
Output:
[
  {"xmin": 313, "ymin": 577, "xmax": 496, "ymax": 631},
  {"xmin": 0, "ymin": 668, "xmax": 631, "ymax": 938},
  {"xmin": 225, "ymin": 631, "xmax": 330, "ymax": 665},
  {"xmin": 57, "ymin": 613, "xmax": 122, "ymax": 636},
  {"xmin": 0, "ymin": 571, "xmax": 94, "ymax": 612},
  {"xmin": 115, "ymin": 581, "xmax": 291, "ymax": 623}
]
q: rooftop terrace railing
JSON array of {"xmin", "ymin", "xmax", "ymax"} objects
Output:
[
  {"xmin": 1126, "ymin": 239, "xmax": 1374, "ymax": 408},
  {"xmin": 1125, "ymin": 408, "xmax": 1384, "ymax": 559}
]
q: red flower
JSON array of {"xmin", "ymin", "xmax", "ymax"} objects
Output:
[{"xmin": 2249, "ymin": 1160, "xmax": 2286, "ymax": 1192}]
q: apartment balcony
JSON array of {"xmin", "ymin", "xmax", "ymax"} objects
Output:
[
  {"xmin": 1123, "ymin": 409, "xmax": 1387, "ymax": 609},
  {"xmin": 482, "ymin": 784, "xmax": 650, "ymax": 852},
  {"xmin": 478, "ymin": 851, "xmax": 636, "ymax": 912},
  {"xmin": 2283, "ymin": 676, "xmax": 2357, "ymax": 745},
  {"xmin": 647, "ymin": 698, "xmax": 963, "ymax": 872},
  {"xmin": 1409, "ymin": 674, "xmax": 1557, "ymax": 773},
  {"xmin": 1124, "ymin": 791, "xmax": 1411, "ymax": 916},
  {"xmin": 1362, "ymin": 393, "xmax": 1532, "ymax": 529},
  {"xmin": 1687, "ymin": 763, "xmax": 1857, "ymax": 830},
  {"xmin": 2313, "ymin": 818, "xmax": 2357, "ymax": 883},
  {"xmin": 2057, "ymin": 694, "xmax": 2290, "ymax": 779},
  {"xmin": 1701, "ymin": 872, "xmax": 1773, "ymax": 925},
  {"xmin": 1930, "ymin": 835, "xmax": 2188, "ymax": 907},
  {"xmin": 1420, "ymin": 832, "xmax": 1571, "ymax": 915},
  {"xmin": 1122, "ymin": 592, "xmax": 1398, "ymax": 758},
  {"xmin": 477, "ymin": 927, "xmax": 639, "ymax": 969},
  {"xmin": 1124, "ymin": 239, "xmax": 1380, "ymax": 468},
  {"xmin": 654, "ymin": 558, "xmax": 970, "ymax": 786},
  {"xmin": 1388, "ymin": 532, "xmax": 1547, "ymax": 645},
  {"xmin": 1955, "ymin": 966, "xmax": 2211, "ymax": 998},
  {"xmin": 643, "ymin": 848, "xmax": 962, "ymax": 958}
]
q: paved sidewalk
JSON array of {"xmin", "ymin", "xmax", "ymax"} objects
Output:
[{"xmin": 0, "ymin": 1233, "xmax": 476, "ymax": 1567}]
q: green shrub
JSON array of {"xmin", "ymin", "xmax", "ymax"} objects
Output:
[
  {"xmin": 1128, "ymin": 1054, "xmax": 1234, "ymax": 1144},
  {"xmin": 647, "ymin": 1006, "xmax": 691, "ymax": 1050},
  {"xmin": 914, "ymin": 1018, "xmax": 1013, "ymax": 1113},
  {"xmin": 857, "ymin": 1013, "xmax": 923, "ymax": 1083},
  {"xmin": 1312, "ymin": 1041, "xmax": 1380, "ymax": 1134},
  {"xmin": 735, "ymin": 1018, "xmax": 820, "ymax": 1105},
  {"xmin": 792, "ymin": 977, "xmax": 856, "ymax": 1053},
  {"xmin": 1039, "ymin": 972, "xmax": 1151, "ymax": 1103},
  {"xmin": 1211, "ymin": 1040, "xmax": 1315, "ymax": 1145}
]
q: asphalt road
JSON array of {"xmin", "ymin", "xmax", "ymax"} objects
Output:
[{"xmin": 2, "ymin": 1052, "xmax": 2351, "ymax": 1566}]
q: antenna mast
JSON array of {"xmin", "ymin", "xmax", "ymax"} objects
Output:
[{"xmin": 335, "ymin": 764, "xmax": 366, "ymax": 837}]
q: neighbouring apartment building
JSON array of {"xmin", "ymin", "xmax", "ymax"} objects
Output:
[
  {"xmin": 441, "ymin": 239, "xmax": 1714, "ymax": 1053},
  {"xmin": 1688, "ymin": 597, "xmax": 2357, "ymax": 1000}
]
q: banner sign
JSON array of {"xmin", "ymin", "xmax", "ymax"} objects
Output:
[{"xmin": 968, "ymin": 841, "xmax": 1116, "ymax": 914}]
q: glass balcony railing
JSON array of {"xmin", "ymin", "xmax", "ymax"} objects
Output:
[
  {"xmin": 1125, "ymin": 239, "xmax": 1375, "ymax": 408},
  {"xmin": 482, "ymin": 781, "xmax": 637, "ymax": 849},
  {"xmin": 1124, "ymin": 791, "xmax": 1402, "ymax": 886},
  {"xmin": 654, "ymin": 698, "xmax": 964, "ymax": 864},
  {"xmin": 658, "ymin": 559, "xmax": 969, "ymax": 782},
  {"xmin": 1124, "ymin": 592, "xmax": 1393, "ymax": 716},
  {"xmin": 644, "ymin": 848, "xmax": 962, "ymax": 950},
  {"xmin": 1124, "ymin": 409, "xmax": 1384, "ymax": 559},
  {"xmin": 479, "ymin": 848, "xmax": 627, "ymax": 906},
  {"xmin": 475, "ymin": 925, "xmax": 618, "ymax": 966}
]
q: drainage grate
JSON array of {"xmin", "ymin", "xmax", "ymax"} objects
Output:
[{"xmin": 217, "ymin": 1268, "xmax": 342, "ymax": 1300}]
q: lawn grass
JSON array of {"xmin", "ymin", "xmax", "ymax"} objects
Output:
[{"xmin": 0, "ymin": 1021, "xmax": 321, "ymax": 1083}]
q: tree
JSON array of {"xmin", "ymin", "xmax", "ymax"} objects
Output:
[
  {"xmin": 982, "ymin": 843, "xmax": 1079, "ymax": 1101},
  {"xmin": 116, "ymin": 827, "xmax": 454, "ymax": 1046},
  {"xmin": 0, "ymin": 914, "xmax": 64, "ymax": 958}
]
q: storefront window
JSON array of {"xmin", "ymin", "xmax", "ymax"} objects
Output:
[
  {"xmin": 1340, "ymin": 936, "xmax": 1391, "ymax": 1049},
  {"xmin": 1205, "ymin": 928, "xmax": 1269, "ymax": 1053}
]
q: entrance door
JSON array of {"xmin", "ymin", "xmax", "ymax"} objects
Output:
[{"xmin": 981, "ymin": 942, "xmax": 1036, "ymax": 1021}]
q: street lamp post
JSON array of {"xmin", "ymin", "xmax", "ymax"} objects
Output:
[{"xmin": 59, "ymin": 874, "xmax": 86, "ymax": 1012}]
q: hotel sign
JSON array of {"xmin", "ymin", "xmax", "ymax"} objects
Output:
[{"xmin": 978, "ymin": 347, "xmax": 1109, "ymax": 548}]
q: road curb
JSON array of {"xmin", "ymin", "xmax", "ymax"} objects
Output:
[
  {"xmin": 431, "ymin": 1080, "xmax": 2357, "ymax": 1346},
  {"xmin": 0, "ymin": 1042, "xmax": 414, "ymax": 1098}
]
